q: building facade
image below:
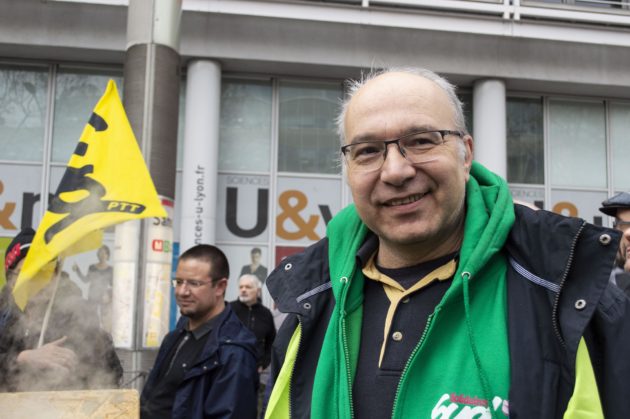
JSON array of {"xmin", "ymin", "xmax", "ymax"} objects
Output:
[{"xmin": 1, "ymin": 0, "xmax": 630, "ymax": 382}]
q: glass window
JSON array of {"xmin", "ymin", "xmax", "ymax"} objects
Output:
[
  {"xmin": 548, "ymin": 99, "xmax": 606, "ymax": 188},
  {"xmin": 219, "ymin": 79, "xmax": 272, "ymax": 172},
  {"xmin": 610, "ymin": 103, "xmax": 630, "ymax": 191},
  {"xmin": 52, "ymin": 69, "xmax": 122, "ymax": 163},
  {"xmin": 507, "ymin": 97, "xmax": 544, "ymax": 184},
  {"xmin": 0, "ymin": 66, "xmax": 48, "ymax": 162},
  {"xmin": 278, "ymin": 81, "xmax": 342, "ymax": 174}
]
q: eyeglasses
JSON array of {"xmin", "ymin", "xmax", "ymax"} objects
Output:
[
  {"xmin": 614, "ymin": 220, "xmax": 630, "ymax": 233},
  {"xmin": 340, "ymin": 129, "xmax": 463, "ymax": 173},
  {"xmin": 172, "ymin": 278, "xmax": 214, "ymax": 289}
]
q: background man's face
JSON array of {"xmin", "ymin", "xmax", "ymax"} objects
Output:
[
  {"xmin": 175, "ymin": 258, "xmax": 224, "ymax": 321},
  {"xmin": 238, "ymin": 277, "xmax": 258, "ymax": 305},
  {"xmin": 616, "ymin": 208, "xmax": 630, "ymax": 271},
  {"xmin": 251, "ymin": 251, "xmax": 261, "ymax": 265},
  {"xmin": 344, "ymin": 73, "xmax": 472, "ymax": 255}
]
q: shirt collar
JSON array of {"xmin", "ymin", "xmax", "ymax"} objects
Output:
[
  {"xmin": 186, "ymin": 307, "xmax": 223, "ymax": 340},
  {"xmin": 356, "ymin": 232, "xmax": 379, "ymax": 267}
]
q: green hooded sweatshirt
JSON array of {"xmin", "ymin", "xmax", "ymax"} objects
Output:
[{"xmin": 311, "ymin": 161, "xmax": 515, "ymax": 418}]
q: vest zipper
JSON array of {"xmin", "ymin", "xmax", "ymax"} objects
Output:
[
  {"xmin": 391, "ymin": 309, "xmax": 437, "ymax": 418},
  {"xmin": 551, "ymin": 221, "xmax": 586, "ymax": 349},
  {"xmin": 288, "ymin": 317, "xmax": 303, "ymax": 419},
  {"xmin": 338, "ymin": 274, "xmax": 355, "ymax": 419}
]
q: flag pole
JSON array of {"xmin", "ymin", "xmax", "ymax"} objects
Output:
[{"xmin": 37, "ymin": 258, "xmax": 63, "ymax": 348}]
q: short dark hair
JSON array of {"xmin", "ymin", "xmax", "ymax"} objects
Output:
[
  {"xmin": 179, "ymin": 244, "xmax": 229, "ymax": 282},
  {"xmin": 251, "ymin": 247, "xmax": 261, "ymax": 255}
]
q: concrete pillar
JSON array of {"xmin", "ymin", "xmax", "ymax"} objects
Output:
[
  {"xmin": 179, "ymin": 60, "xmax": 222, "ymax": 253},
  {"xmin": 472, "ymin": 79, "xmax": 507, "ymax": 177},
  {"xmin": 118, "ymin": 0, "xmax": 182, "ymax": 390}
]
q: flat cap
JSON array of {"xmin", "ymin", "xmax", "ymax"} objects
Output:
[{"xmin": 600, "ymin": 192, "xmax": 630, "ymax": 217}]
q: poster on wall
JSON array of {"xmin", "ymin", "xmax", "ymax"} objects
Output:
[
  {"xmin": 65, "ymin": 237, "xmax": 116, "ymax": 333},
  {"xmin": 112, "ymin": 220, "xmax": 140, "ymax": 348},
  {"xmin": 216, "ymin": 174, "xmax": 271, "ymax": 242},
  {"xmin": 510, "ymin": 185, "xmax": 610, "ymax": 226},
  {"xmin": 275, "ymin": 176, "xmax": 342, "ymax": 246},
  {"xmin": 143, "ymin": 197, "xmax": 175, "ymax": 348},
  {"xmin": 275, "ymin": 246, "xmax": 305, "ymax": 267},
  {"xmin": 0, "ymin": 164, "xmax": 44, "ymax": 238},
  {"xmin": 550, "ymin": 189, "xmax": 608, "ymax": 227},
  {"xmin": 219, "ymin": 244, "xmax": 270, "ymax": 305}
]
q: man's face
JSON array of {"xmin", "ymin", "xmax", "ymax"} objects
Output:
[
  {"xmin": 238, "ymin": 277, "xmax": 259, "ymax": 305},
  {"xmin": 344, "ymin": 73, "xmax": 473, "ymax": 263},
  {"xmin": 174, "ymin": 258, "xmax": 226, "ymax": 321},
  {"xmin": 616, "ymin": 208, "xmax": 630, "ymax": 271},
  {"xmin": 251, "ymin": 251, "xmax": 261, "ymax": 265}
]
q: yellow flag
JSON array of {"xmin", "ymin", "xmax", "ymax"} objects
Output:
[{"xmin": 13, "ymin": 80, "xmax": 167, "ymax": 310}]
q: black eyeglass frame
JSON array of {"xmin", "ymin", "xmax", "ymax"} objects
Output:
[{"xmin": 340, "ymin": 129, "xmax": 464, "ymax": 160}]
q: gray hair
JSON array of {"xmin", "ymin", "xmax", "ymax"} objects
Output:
[
  {"xmin": 239, "ymin": 274, "xmax": 262, "ymax": 290},
  {"xmin": 336, "ymin": 67, "xmax": 469, "ymax": 162}
]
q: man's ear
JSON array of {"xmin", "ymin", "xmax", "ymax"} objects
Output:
[
  {"xmin": 463, "ymin": 135, "xmax": 474, "ymax": 179},
  {"xmin": 215, "ymin": 278, "xmax": 228, "ymax": 295}
]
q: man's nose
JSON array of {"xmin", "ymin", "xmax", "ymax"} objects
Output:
[
  {"xmin": 380, "ymin": 143, "xmax": 415, "ymax": 185},
  {"xmin": 176, "ymin": 285, "xmax": 191, "ymax": 296}
]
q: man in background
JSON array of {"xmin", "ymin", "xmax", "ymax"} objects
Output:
[
  {"xmin": 231, "ymin": 274, "xmax": 276, "ymax": 372},
  {"xmin": 141, "ymin": 244, "xmax": 258, "ymax": 419},
  {"xmin": 600, "ymin": 192, "xmax": 630, "ymax": 294}
]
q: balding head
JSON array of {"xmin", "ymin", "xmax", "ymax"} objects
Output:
[{"xmin": 337, "ymin": 68, "xmax": 467, "ymax": 144}]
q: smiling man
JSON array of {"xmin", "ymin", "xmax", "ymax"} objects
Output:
[
  {"xmin": 140, "ymin": 244, "xmax": 258, "ymax": 419},
  {"xmin": 264, "ymin": 68, "xmax": 630, "ymax": 418}
]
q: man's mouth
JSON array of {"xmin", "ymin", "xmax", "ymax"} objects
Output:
[{"xmin": 384, "ymin": 193, "xmax": 426, "ymax": 207}]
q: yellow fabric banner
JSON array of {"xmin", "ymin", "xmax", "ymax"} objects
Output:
[{"xmin": 13, "ymin": 80, "xmax": 167, "ymax": 310}]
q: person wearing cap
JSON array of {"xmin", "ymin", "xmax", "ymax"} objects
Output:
[
  {"xmin": 600, "ymin": 192, "xmax": 630, "ymax": 293},
  {"xmin": 0, "ymin": 228, "xmax": 122, "ymax": 391}
]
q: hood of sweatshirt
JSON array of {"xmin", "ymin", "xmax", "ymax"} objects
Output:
[{"xmin": 326, "ymin": 161, "xmax": 515, "ymax": 302}]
